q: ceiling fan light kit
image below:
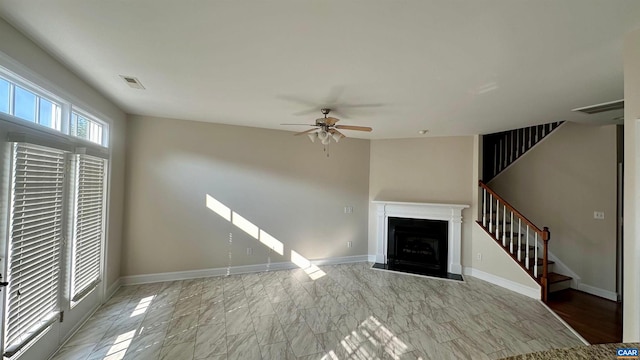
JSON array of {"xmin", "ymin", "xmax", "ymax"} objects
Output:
[{"xmin": 281, "ymin": 108, "xmax": 372, "ymax": 157}]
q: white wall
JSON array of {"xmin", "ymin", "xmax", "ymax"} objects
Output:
[
  {"xmin": 122, "ymin": 115, "xmax": 370, "ymax": 276},
  {"xmin": 0, "ymin": 18, "xmax": 127, "ymax": 292},
  {"xmin": 368, "ymin": 136, "xmax": 474, "ymax": 266},
  {"xmin": 489, "ymin": 122, "xmax": 618, "ymax": 294},
  {"xmin": 623, "ymin": 28, "xmax": 640, "ymax": 342}
]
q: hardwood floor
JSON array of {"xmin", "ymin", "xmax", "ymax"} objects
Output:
[{"xmin": 546, "ymin": 289, "xmax": 622, "ymax": 344}]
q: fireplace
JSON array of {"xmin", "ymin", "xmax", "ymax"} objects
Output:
[
  {"xmin": 387, "ymin": 217, "xmax": 448, "ymax": 274},
  {"xmin": 372, "ymin": 201, "xmax": 468, "ymax": 280}
]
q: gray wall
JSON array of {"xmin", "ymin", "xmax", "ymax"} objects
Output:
[
  {"xmin": 490, "ymin": 122, "xmax": 617, "ymax": 294},
  {"xmin": 122, "ymin": 115, "xmax": 370, "ymax": 276},
  {"xmin": 0, "ymin": 18, "xmax": 127, "ymax": 291}
]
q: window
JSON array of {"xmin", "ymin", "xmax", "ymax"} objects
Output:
[
  {"xmin": 70, "ymin": 154, "xmax": 106, "ymax": 302},
  {"xmin": 4, "ymin": 143, "xmax": 66, "ymax": 357},
  {"xmin": 0, "ymin": 64, "xmax": 110, "ymax": 359},
  {"xmin": 71, "ymin": 112, "xmax": 104, "ymax": 145},
  {"xmin": 0, "ymin": 74, "xmax": 106, "ymax": 146},
  {"xmin": 0, "ymin": 77, "xmax": 9, "ymax": 114},
  {"xmin": 13, "ymin": 87, "xmax": 36, "ymax": 122},
  {"xmin": 38, "ymin": 98, "xmax": 61, "ymax": 130}
]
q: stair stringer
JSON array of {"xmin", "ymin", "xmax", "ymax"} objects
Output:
[
  {"xmin": 469, "ymin": 223, "xmax": 540, "ymax": 299},
  {"xmin": 546, "ymin": 249, "xmax": 581, "ymax": 289}
]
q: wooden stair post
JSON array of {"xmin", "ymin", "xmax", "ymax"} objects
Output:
[{"xmin": 541, "ymin": 227, "xmax": 550, "ymax": 302}]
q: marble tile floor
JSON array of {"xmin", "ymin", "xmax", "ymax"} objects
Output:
[{"xmin": 51, "ymin": 263, "xmax": 585, "ymax": 360}]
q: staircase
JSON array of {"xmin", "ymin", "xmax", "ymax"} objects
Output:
[
  {"xmin": 478, "ymin": 180, "xmax": 572, "ymax": 302},
  {"xmin": 483, "ymin": 121, "xmax": 564, "ymax": 182}
]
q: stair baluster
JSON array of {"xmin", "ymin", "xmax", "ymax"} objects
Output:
[
  {"xmin": 509, "ymin": 212, "xmax": 514, "ymax": 254},
  {"xmin": 488, "ymin": 193, "xmax": 493, "ymax": 233},
  {"xmin": 482, "ymin": 121, "xmax": 564, "ymax": 182},
  {"xmin": 533, "ymin": 233, "xmax": 538, "ymax": 278},
  {"xmin": 502, "ymin": 205, "xmax": 507, "ymax": 247},
  {"xmin": 477, "ymin": 180, "xmax": 554, "ymax": 302},
  {"xmin": 517, "ymin": 218, "xmax": 522, "ymax": 261}
]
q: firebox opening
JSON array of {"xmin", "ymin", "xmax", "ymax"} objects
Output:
[{"xmin": 385, "ymin": 217, "xmax": 452, "ymax": 278}]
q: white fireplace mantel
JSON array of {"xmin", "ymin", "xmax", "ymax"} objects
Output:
[{"xmin": 373, "ymin": 201, "xmax": 469, "ymax": 274}]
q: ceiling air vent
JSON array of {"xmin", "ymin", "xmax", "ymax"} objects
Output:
[
  {"xmin": 119, "ymin": 75, "xmax": 145, "ymax": 90},
  {"xmin": 572, "ymin": 99, "xmax": 624, "ymax": 114}
]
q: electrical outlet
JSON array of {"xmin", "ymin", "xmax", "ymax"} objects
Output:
[
  {"xmin": 594, "ymin": 211, "xmax": 605, "ymax": 220},
  {"xmin": 347, "ymin": 241, "xmax": 353, "ymax": 248},
  {"xmin": 344, "ymin": 206, "xmax": 353, "ymax": 214},
  {"xmin": 477, "ymin": 252, "xmax": 482, "ymax": 261},
  {"xmin": 246, "ymin": 247, "xmax": 253, "ymax": 255}
]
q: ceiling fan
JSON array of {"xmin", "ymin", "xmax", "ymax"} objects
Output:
[{"xmin": 281, "ymin": 108, "xmax": 372, "ymax": 145}]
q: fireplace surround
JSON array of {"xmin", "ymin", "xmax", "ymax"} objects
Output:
[{"xmin": 372, "ymin": 201, "xmax": 469, "ymax": 279}]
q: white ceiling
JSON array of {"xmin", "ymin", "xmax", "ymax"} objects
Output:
[{"xmin": 0, "ymin": 0, "xmax": 638, "ymax": 139}]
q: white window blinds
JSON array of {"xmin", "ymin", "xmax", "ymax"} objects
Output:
[
  {"xmin": 4, "ymin": 143, "xmax": 65, "ymax": 357},
  {"xmin": 70, "ymin": 154, "xmax": 106, "ymax": 302}
]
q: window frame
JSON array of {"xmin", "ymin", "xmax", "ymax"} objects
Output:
[
  {"xmin": 0, "ymin": 67, "xmax": 109, "ymax": 148},
  {"xmin": 0, "ymin": 60, "xmax": 113, "ymax": 358}
]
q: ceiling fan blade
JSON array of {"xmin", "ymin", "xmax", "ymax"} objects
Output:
[
  {"xmin": 281, "ymin": 123, "xmax": 316, "ymax": 126},
  {"xmin": 335, "ymin": 125, "xmax": 373, "ymax": 132},
  {"xmin": 329, "ymin": 109, "xmax": 349, "ymax": 119},
  {"xmin": 324, "ymin": 117, "xmax": 340, "ymax": 125},
  {"xmin": 325, "ymin": 85, "xmax": 346, "ymax": 105},
  {"xmin": 277, "ymin": 94, "xmax": 318, "ymax": 107},
  {"xmin": 293, "ymin": 108, "xmax": 322, "ymax": 116},
  {"xmin": 294, "ymin": 128, "xmax": 319, "ymax": 136},
  {"xmin": 339, "ymin": 103, "xmax": 384, "ymax": 108}
]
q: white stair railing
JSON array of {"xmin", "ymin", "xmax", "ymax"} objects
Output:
[{"xmin": 478, "ymin": 180, "xmax": 551, "ymax": 302}]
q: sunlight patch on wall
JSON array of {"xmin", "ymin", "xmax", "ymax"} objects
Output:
[
  {"xmin": 205, "ymin": 194, "xmax": 323, "ymax": 280},
  {"xmin": 232, "ymin": 211, "xmax": 259, "ymax": 239},
  {"xmin": 206, "ymin": 194, "xmax": 231, "ymax": 221},
  {"xmin": 259, "ymin": 229, "xmax": 284, "ymax": 256}
]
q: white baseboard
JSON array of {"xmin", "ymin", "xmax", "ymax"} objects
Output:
[
  {"xmin": 312, "ymin": 255, "xmax": 370, "ymax": 266},
  {"xmin": 463, "ymin": 267, "xmax": 540, "ymax": 299},
  {"xmin": 577, "ymin": 282, "xmax": 618, "ymax": 301},
  {"xmin": 367, "ymin": 254, "xmax": 376, "ymax": 263},
  {"xmin": 120, "ymin": 255, "xmax": 369, "ymax": 286}
]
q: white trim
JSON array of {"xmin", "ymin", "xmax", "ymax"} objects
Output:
[
  {"xmin": 539, "ymin": 300, "xmax": 590, "ymax": 345},
  {"xmin": 311, "ymin": 255, "xmax": 369, "ymax": 266},
  {"xmin": 463, "ymin": 266, "xmax": 540, "ymax": 299},
  {"xmin": 577, "ymin": 283, "xmax": 618, "ymax": 302},
  {"xmin": 120, "ymin": 255, "xmax": 370, "ymax": 286},
  {"xmin": 367, "ymin": 254, "xmax": 376, "ymax": 263},
  {"xmin": 372, "ymin": 201, "xmax": 469, "ymax": 274}
]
